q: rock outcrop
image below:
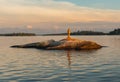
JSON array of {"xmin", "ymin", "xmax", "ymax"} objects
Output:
[
  {"xmin": 11, "ymin": 38, "xmax": 102, "ymax": 50},
  {"xmin": 11, "ymin": 28, "xmax": 102, "ymax": 50}
]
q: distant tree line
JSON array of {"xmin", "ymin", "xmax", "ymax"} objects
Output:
[
  {"xmin": 71, "ymin": 28, "xmax": 120, "ymax": 35},
  {"xmin": 0, "ymin": 28, "xmax": 120, "ymax": 36},
  {"xmin": 0, "ymin": 33, "xmax": 36, "ymax": 36},
  {"xmin": 71, "ymin": 31, "xmax": 106, "ymax": 35},
  {"xmin": 108, "ymin": 28, "xmax": 120, "ymax": 35},
  {"xmin": 43, "ymin": 28, "xmax": 120, "ymax": 36}
]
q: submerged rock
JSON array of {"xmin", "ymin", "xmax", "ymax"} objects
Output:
[{"xmin": 11, "ymin": 38, "xmax": 102, "ymax": 50}]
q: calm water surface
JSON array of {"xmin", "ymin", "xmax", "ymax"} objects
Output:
[{"xmin": 0, "ymin": 36, "xmax": 120, "ymax": 82}]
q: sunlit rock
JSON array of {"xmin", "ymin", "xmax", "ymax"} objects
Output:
[{"xmin": 11, "ymin": 28, "xmax": 102, "ymax": 50}]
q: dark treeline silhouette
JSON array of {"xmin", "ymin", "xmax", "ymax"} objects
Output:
[
  {"xmin": 0, "ymin": 28, "xmax": 120, "ymax": 36},
  {"xmin": 43, "ymin": 28, "xmax": 120, "ymax": 36},
  {"xmin": 71, "ymin": 31, "xmax": 106, "ymax": 35},
  {"xmin": 43, "ymin": 31, "xmax": 106, "ymax": 36},
  {"xmin": 108, "ymin": 28, "xmax": 120, "ymax": 35},
  {"xmin": 0, "ymin": 33, "xmax": 36, "ymax": 36}
]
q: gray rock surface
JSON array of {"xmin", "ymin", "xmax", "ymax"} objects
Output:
[{"xmin": 11, "ymin": 38, "xmax": 102, "ymax": 50}]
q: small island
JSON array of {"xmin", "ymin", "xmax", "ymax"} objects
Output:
[
  {"xmin": 11, "ymin": 28, "xmax": 102, "ymax": 50},
  {"xmin": 0, "ymin": 33, "xmax": 36, "ymax": 36}
]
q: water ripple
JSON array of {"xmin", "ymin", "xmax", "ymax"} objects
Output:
[{"xmin": 0, "ymin": 36, "xmax": 120, "ymax": 82}]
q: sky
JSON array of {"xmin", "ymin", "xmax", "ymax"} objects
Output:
[{"xmin": 0, "ymin": 0, "xmax": 120, "ymax": 34}]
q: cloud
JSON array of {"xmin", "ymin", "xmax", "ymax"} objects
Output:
[
  {"xmin": 0, "ymin": 0, "xmax": 120, "ymax": 27},
  {"xmin": 27, "ymin": 25, "xmax": 33, "ymax": 29}
]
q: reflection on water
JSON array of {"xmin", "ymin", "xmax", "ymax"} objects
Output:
[
  {"xmin": 0, "ymin": 36, "xmax": 120, "ymax": 82},
  {"xmin": 67, "ymin": 51, "xmax": 71, "ymax": 69}
]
